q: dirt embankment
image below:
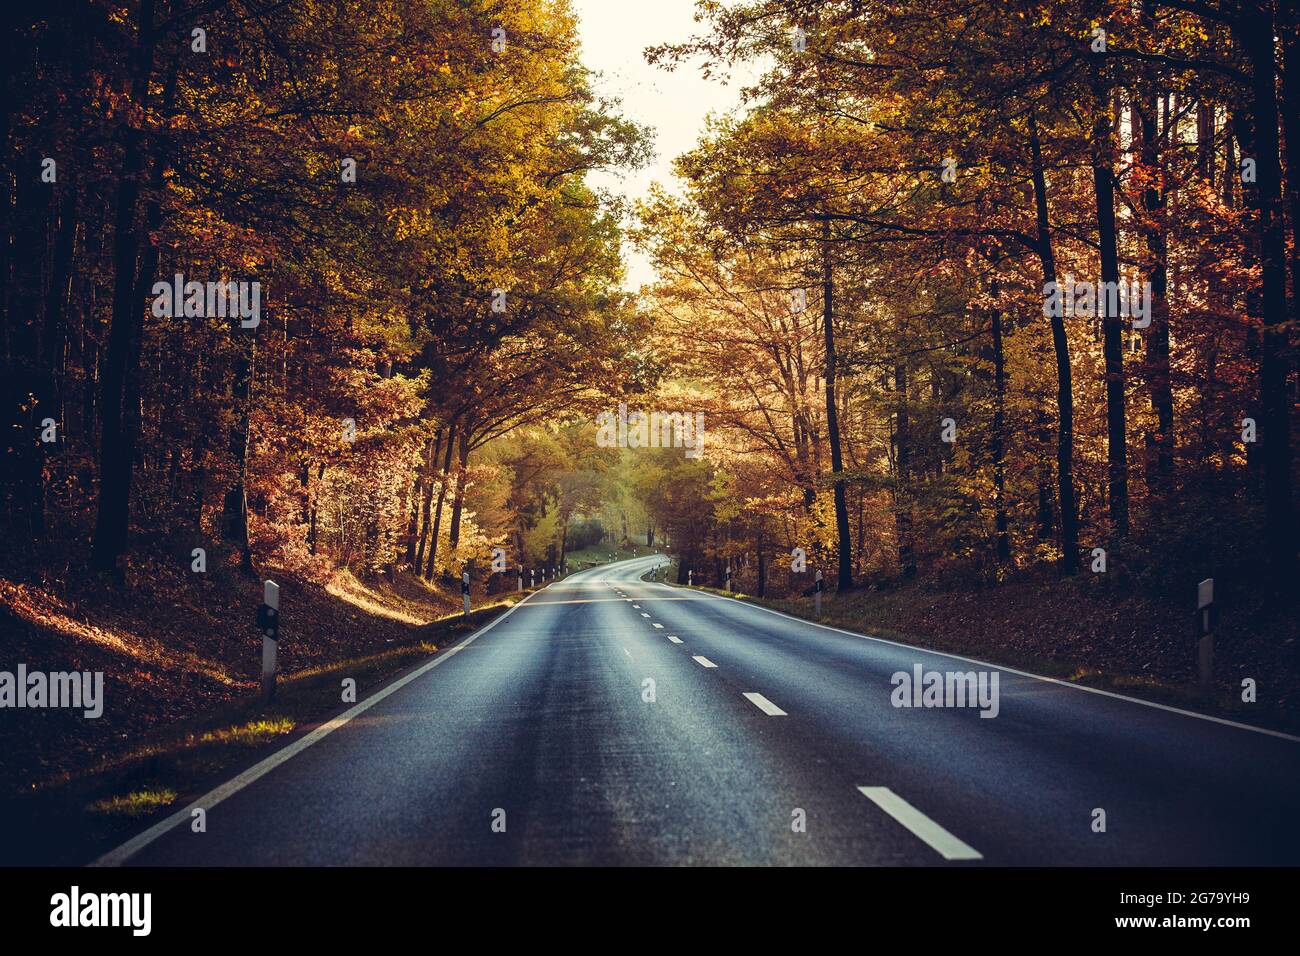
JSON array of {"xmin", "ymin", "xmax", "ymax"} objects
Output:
[{"xmin": 0, "ymin": 559, "xmax": 463, "ymax": 794}]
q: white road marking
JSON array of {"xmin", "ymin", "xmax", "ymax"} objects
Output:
[
  {"xmin": 856, "ymin": 787, "xmax": 983, "ymax": 861},
  {"xmin": 632, "ymin": 604, "xmax": 640, "ymax": 609},
  {"xmin": 640, "ymin": 612, "xmax": 650, "ymax": 618},
  {"xmin": 666, "ymin": 583, "xmax": 1300, "ymax": 744},
  {"xmin": 651, "ymin": 623, "xmax": 663, "ymax": 629},
  {"xmin": 742, "ymin": 692, "xmax": 787, "ymax": 716},
  {"xmin": 91, "ymin": 588, "xmax": 546, "ymax": 867},
  {"xmin": 692, "ymin": 655, "xmax": 717, "ymax": 668},
  {"xmin": 666, "ymin": 635, "xmax": 683, "ymax": 644},
  {"xmin": 622, "ymin": 646, "xmax": 632, "ymax": 659}
]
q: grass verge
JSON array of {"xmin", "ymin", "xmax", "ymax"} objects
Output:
[{"xmin": 0, "ymin": 594, "xmax": 527, "ymax": 865}]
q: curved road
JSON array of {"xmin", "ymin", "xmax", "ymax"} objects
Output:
[{"xmin": 98, "ymin": 555, "xmax": 1300, "ymax": 866}]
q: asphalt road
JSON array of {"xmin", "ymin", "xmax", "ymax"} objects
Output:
[{"xmin": 102, "ymin": 555, "xmax": 1300, "ymax": 866}]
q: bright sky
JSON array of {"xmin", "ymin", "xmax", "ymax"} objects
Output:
[{"xmin": 571, "ymin": 0, "xmax": 757, "ymax": 290}]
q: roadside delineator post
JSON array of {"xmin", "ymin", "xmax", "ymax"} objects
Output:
[
  {"xmin": 462, "ymin": 570, "xmax": 471, "ymax": 617},
  {"xmin": 1197, "ymin": 578, "xmax": 1215, "ymax": 691},
  {"xmin": 517, "ymin": 567, "xmax": 523, "ymax": 591},
  {"xmin": 725, "ymin": 564, "xmax": 732, "ymax": 592},
  {"xmin": 257, "ymin": 580, "xmax": 280, "ymax": 702},
  {"xmin": 530, "ymin": 568, "xmax": 535, "ymax": 588},
  {"xmin": 814, "ymin": 569, "xmax": 824, "ymax": 617},
  {"xmin": 688, "ymin": 569, "xmax": 693, "ymax": 586}
]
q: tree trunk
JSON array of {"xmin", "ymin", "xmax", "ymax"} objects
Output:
[
  {"xmin": 5, "ymin": 149, "xmax": 51, "ymax": 542},
  {"xmin": 1233, "ymin": 104, "xmax": 1265, "ymax": 477},
  {"xmin": 1280, "ymin": 4, "xmax": 1300, "ymax": 405},
  {"xmin": 222, "ymin": 334, "xmax": 256, "ymax": 573},
  {"xmin": 1029, "ymin": 114, "xmax": 1080, "ymax": 573},
  {"xmin": 1138, "ymin": 4, "xmax": 1174, "ymax": 491},
  {"xmin": 1240, "ymin": 11, "xmax": 1296, "ymax": 578},
  {"xmin": 990, "ymin": 299, "xmax": 1011, "ymax": 564},
  {"xmin": 424, "ymin": 423, "xmax": 457, "ymax": 579},
  {"xmin": 90, "ymin": 0, "xmax": 158, "ymax": 571},
  {"xmin": 1091, "ymin": 52, "xmax": 1129, "ymax": 537},
  {"xmin": 821, "ymin": 217, "xmax": 853, "ymax": 590},
  {"xmin": 308, "ymin": 462, "xmax": 326, "ymax": 555},
  {"xmin": 412, "ymin": 428, "xmax": 441, "ymax": 569},
  {"xmin": 447, "ymin": 427, "xmax": 471, "ymax": 554},
  {"xmin": 894, "ymin": 359, "xmax": 916, "ymax": 578}
]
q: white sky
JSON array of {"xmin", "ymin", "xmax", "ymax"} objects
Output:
[{"xmin": 571, "ymin": 0, "xmax": 758, "ymax": 290}]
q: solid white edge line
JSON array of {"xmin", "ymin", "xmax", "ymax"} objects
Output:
[
  {"xmin": 90, "ymin": 583, "xmax": 551, "ymax": 868},
  {"xmin": 692, "ymin": 655, "xmax": 717, "ymax": 668},
  {"xmin": 664, "ymin": 583, "xmax": 1300, "ymax": 744},
  {"xmin": 857, "ymin": 786, "xmax": 982, "ymax": 861},
  {"xmin": 742, "ymin": 692, "xmax": 787, "ymax": 716}
]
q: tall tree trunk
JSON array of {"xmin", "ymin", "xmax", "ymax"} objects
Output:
[
  {"xmin": 821, "ymin": 217, "xmax": 853, "ymax": 590},
  {"xmin": 308, "ymin": 462, "xmax": 326, "ymax": 554},
  {"xmin": 1138, "ymin": 4, "xmax": 1174, "ymax": 491},
  {"xmin": 1233, "ymin": 104, "xmax": 1265, "ymax": 476},
  {"xmin": 1091, "ymin": 52, "xmax": 1129, "ymax": 536},
  {"xmin": 6, "ymin": 149, "xmax": 50, "ymax": 541},
  {"xmin": 411, "ymin": 428, "xmax": 441, "ymax": 569},
  {"xmin": 893, "ymin": 359, "xmax": 915, "ymax": 578},
  {"xmin": 1280, "ymin": 3, "xmax": 1300, "ymax": 402},
  {"xmin": 30, "ymin": 184, "xmax": 79, "ymax": 539},
  {"xmin": 222, "ymin": 334, "xmax": 256, "ymax": 573},
  {"xmin": 424, "ymin": 423, "xmax": 457, "ymax": 579},
  {"xmin": 1029, "ymin": 114, "xmax": 1080, "ymax": 573},
  {"xmin": 447, "ymin": 427, "xmax": 472, "ymax": 554},
  {"xmin": 990, "ymin": 299, "xmax": 1011, "ymax": 564},
  {"xmin": 1240, "ymin": 9, "xmax": 1296, "ymax": 578},
  {"xmin": 90, "ymin": 0, "xmax": 157, "ymax": 571}
]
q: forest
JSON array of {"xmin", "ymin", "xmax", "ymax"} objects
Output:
[{"xmin": 2, "ymin": 0, "xmax": 1299, "ymax": 809}]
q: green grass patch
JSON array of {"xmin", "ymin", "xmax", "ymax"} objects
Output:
[
  {"xmin": 87, "ymin": 788, "xmax": 178, "ymax": 818},
  {"xmin": 199, "ymin": 718, "xmax": 296, "ymax": 747}
]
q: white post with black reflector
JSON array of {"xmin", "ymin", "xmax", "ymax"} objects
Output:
[
  {"xmin": 814, "ymin": 569, "xmax": 824, "ymax": 617},
  {"xmin": 462, "ymin": 570, "xmax": 471, "ymax": 617},
  {"xmin": 257, "ymin": 579, "xmax": 280, "ymax": 702},
  {"xmin": 1197, "ymin": 578, "xmax": 1215, "ymax": 690}
]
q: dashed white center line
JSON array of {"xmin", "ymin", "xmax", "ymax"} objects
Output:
[
  {"xmin": 622, "ymin": 646, "xmax": 632, "ymax": 659},
  {"xmin": 692, "ymin": 655, "xmax": 717, "ymax": 668},
  {"xmin": 632, "ymin": 604, "xmax": 641, "ymax": 609},
  {"xmin": 742, "ymin": 692, "xmax": 787, "ymax": 716},
  {"xmin": 856, "ymin": 787, "xmax": 983, "ymax": 861},
  {"xmin": 651, "ymin": 623, "xmax": 663, "ymax": 629},
  {"xmin": 666, "ymin": 635, "xmax": 683, "ymax": 644},
  {"xmin": 640, "ymin": 612, "xmax": 651, "ymax": 618}
]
